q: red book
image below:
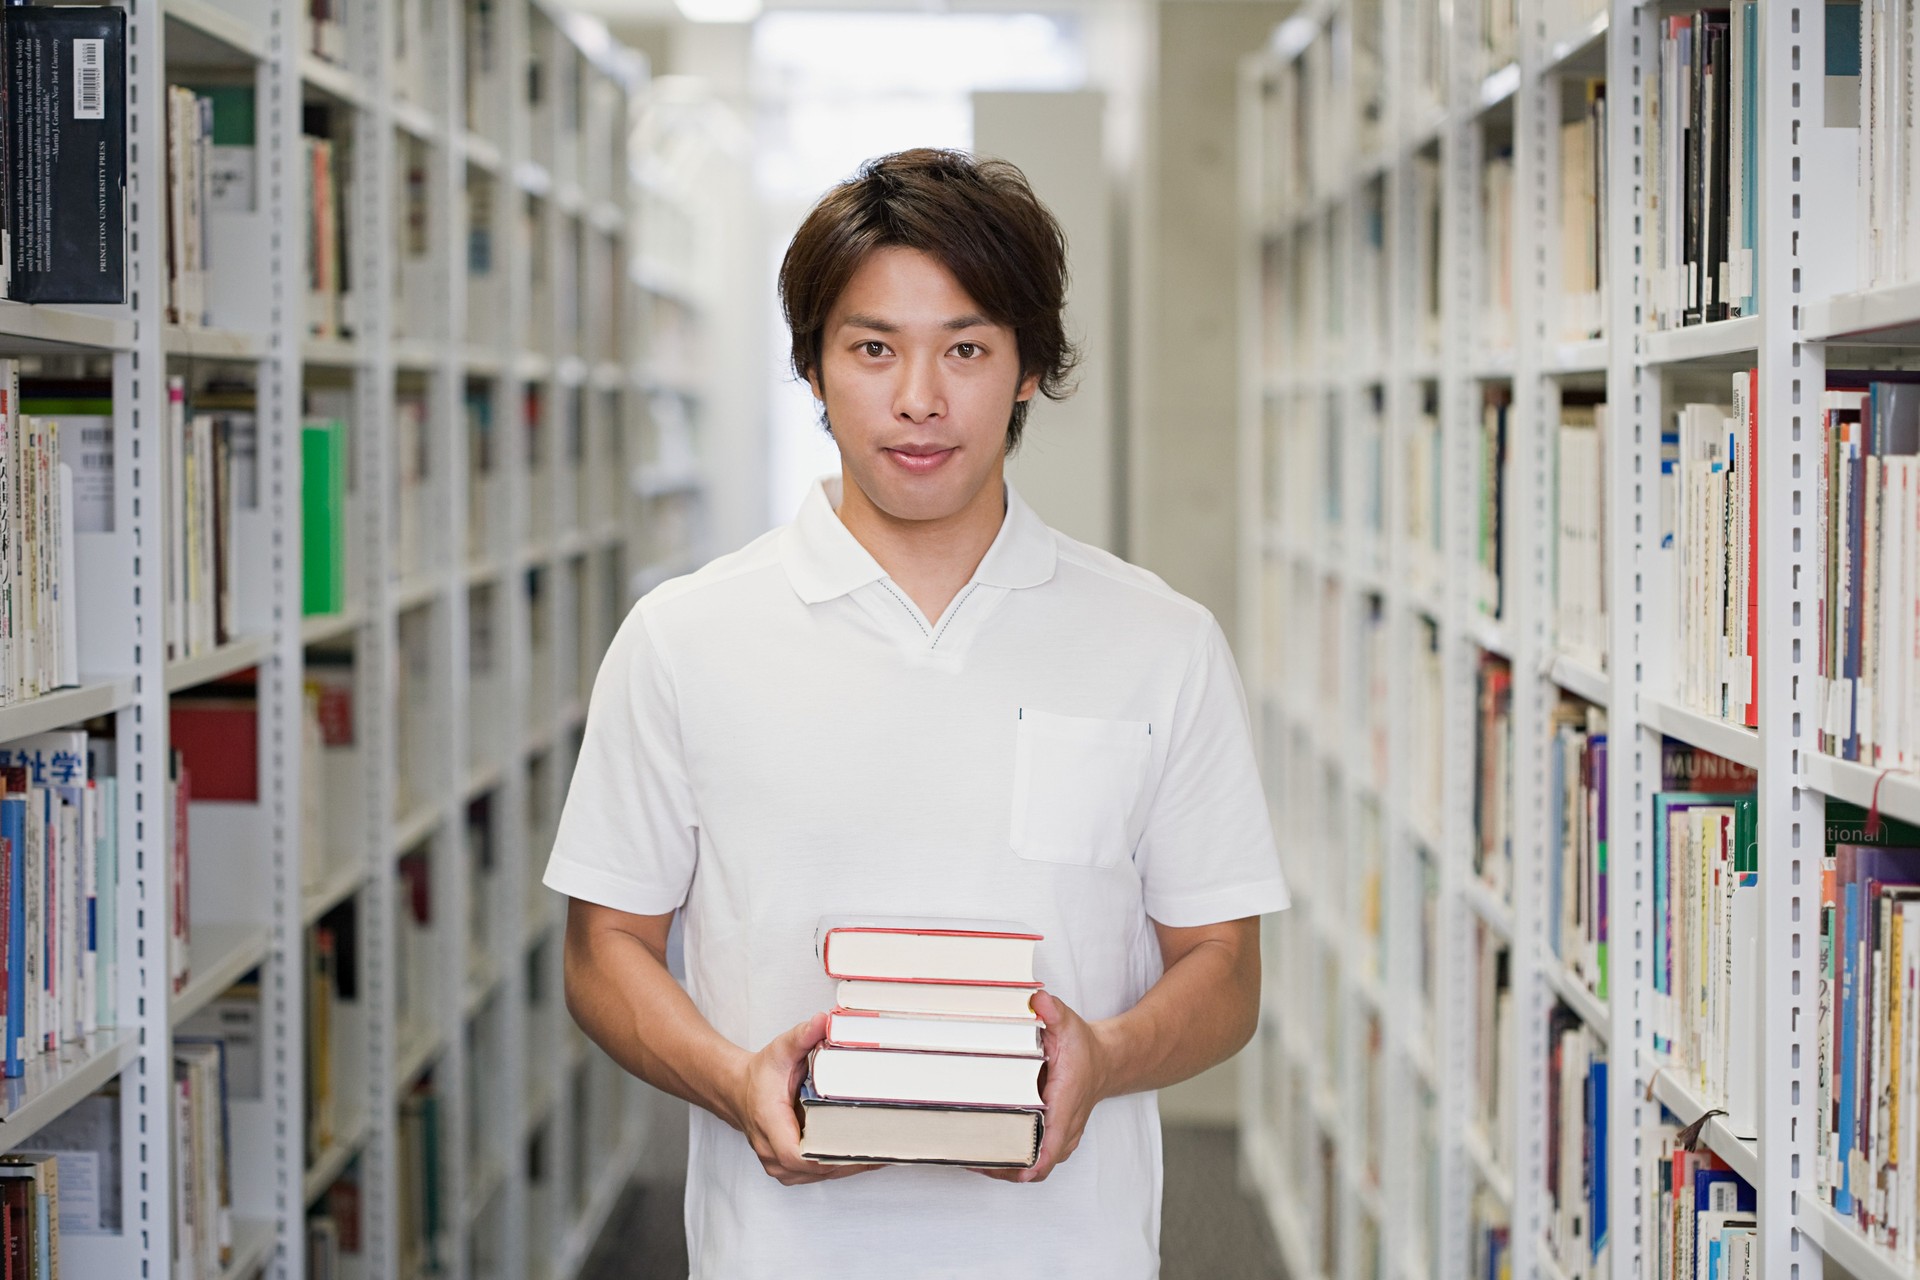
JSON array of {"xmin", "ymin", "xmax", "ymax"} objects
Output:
[
  {"xmin": 171, "ymin": 750, "xmax": 190, "ymax": 995},
  {"xmin": 1746, "ymin": 366, "xmax": 1759, "ymax": 727},
  {"xmin": 168, "ymin": 700, "xmax": 259, "ymax": 802},
  {"xmin": 814, "ymin": 917, "xmax": 1042, "ymax": 987}
]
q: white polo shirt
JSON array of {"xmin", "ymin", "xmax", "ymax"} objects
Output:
[{"xmin": 544, "ymin": 475, "xmax": 1289, "ymax": 1280}]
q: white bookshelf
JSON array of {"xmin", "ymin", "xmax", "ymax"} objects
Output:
[
  {"xmin": 1240, "ymin": 2, "xmax": 1867, "ymax": 1279},
  {"xmin": 0, "ymin": 0, "xmax": 692, "ymax": 1274}
]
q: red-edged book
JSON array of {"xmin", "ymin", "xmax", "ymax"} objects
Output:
[
  {"xmin": 814, "ymin": 917, "xmax": 1041, "ymax": 987},
  {"xmin": 808, "ymin": 1044, "xmax": 1043, "ymax": 1109},
  {"xmin": 825, "ymin": 1009, "xmax": 1043, "ymax": 1058}
]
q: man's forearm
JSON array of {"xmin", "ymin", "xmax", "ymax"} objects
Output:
[
  {"xmin": 1089, "ymin": 925, "xmax": 1261, "ymax": 1099},
  {"xmin": 563, "ymin": 913, "xmax": 749, "ymax": 1127}
]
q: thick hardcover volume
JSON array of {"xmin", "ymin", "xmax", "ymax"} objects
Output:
[
  {"xmin": 814, "ymin": 916, "xmax": 1043, "ymax": 986},
  {"xmin": 5, "ymin": 6, "xmax": 126, "ymax": 304},
  {"xmin": 797, "ymin": 1079, "xmax": 1043, "ymax": 1169}
]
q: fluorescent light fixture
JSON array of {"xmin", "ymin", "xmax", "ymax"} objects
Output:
[
  {"xmin": 1271, "ymin": 14, "xmax": 1316, "ymax": 59},
  {"xmin": 676, "ymin": 0, "xmax": 761, "ymax": 21}
]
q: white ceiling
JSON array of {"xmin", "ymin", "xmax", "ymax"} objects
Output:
[{"xmin": 560, "ymin": 0, "xmax": 1279, "ymax": 19}]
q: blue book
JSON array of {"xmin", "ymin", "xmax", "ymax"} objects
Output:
[
  {"xmin": 1590, "ymin": 1058, "xmax": 1608, "ymax": 1257},
  {"xmin": 1, "ymin": 789, "xmax": 24, "ymax": 1078},
  {"xmin": 1695, "ymin": 1166, "xmax": 1756, "ymax": 1212}
]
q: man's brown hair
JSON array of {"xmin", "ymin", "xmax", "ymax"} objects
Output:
[{"xmin": 778, "ymin": 148, "xmax": 1079, "ymax": 453}]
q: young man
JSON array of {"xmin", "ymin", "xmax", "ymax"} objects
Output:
[{"xmin": 546, "ymin": 148, "xmax": 1289, "ymax": 1278}]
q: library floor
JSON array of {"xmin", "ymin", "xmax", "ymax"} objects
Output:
[{"xmin": 578, "ymin": 1100, "xmax": 1286, "ymax": 1278}]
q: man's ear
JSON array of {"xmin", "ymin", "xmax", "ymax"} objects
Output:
[
  {"xmin": 805, "ymin": 366, "xmax": 825, "ymax": 403},
  {"xmin": 1016, "ymin": 371, "xmax": 1040, "ymax": 403}
]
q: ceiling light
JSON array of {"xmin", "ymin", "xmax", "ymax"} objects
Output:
[{"xmin": 675, "ymin": 0, "xmax": 761, "ymax": 21}]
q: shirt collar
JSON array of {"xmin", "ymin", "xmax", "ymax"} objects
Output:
[{"xmin": 781, "ymin": 474, "xmax": 1058, "ymax": 605}]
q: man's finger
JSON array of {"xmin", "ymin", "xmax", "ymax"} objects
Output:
[
  {"xmin": 1031, "ymin": 990, "xmax": 1066, "ymax": 1027},
  {"xmin": 817, "ymin": 1162, "xmax": 884, "ymax": 1180},
  {"xmin": 774, "ymin": 1011, "xmax": 830, "ymax": 1059}
]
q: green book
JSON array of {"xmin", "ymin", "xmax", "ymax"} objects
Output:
[
  {"xmin": 1826, "ymin": 800, "xmax": 1920, "ymax": 851},
  {"xmin": 302, "ymin": 421, "xmax": 346, "ymax": 615}
]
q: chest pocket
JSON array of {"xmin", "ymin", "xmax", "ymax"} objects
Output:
[{"xmin": 1009, "ymin": 708, "xmax": 1154, "ymax": 869}]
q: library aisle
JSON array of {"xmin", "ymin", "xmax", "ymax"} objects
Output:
[
  {"xmin": 577, "ymin": 1101, "xmax": 1286, "ymax": 1280},
  {"xmin": 1242, "ymin": 0, "xmax": 1920, "ymax": 1278},
  {"xmin": 0, "ymin": 0, "xmax": 715, "ymax": 1270}
]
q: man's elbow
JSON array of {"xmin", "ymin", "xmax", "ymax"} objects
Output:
[
  {"xmin": 1227, "ymin": 972, "xmax": 1261, "ymax": 1056},
  {"xmin": 1227, "ymin": 937, "xmax": 1262, "ymax": 1055}
]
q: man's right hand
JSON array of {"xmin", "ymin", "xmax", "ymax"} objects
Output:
[{"xmin": 727, "ymin": 1012, "xmax": 883, "ymax": 1186}]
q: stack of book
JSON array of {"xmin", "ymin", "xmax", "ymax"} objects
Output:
[
  {"xmin": 1546, "ymin": 1004, "xmax": 1609, "ymax": 1278},
  {"xmin": 1646, "ymin": 1121, "xmax": 1755, "ymax": 1280},
  {"xmin": 0, "ymin": 730, "xmax": 117, "ymax": 1074},
  {"xmin": 798, "ymin": 918, "xmax": 1047, "ymax": 1170},
  {"xmin": 1658, "ymin": 376, "xmax": 1759, "ymax": 727},
  {"xmin": 0, "ymin": 365, "xmax": 95, "ymax": 705},
  {"xmin": 1560, "ymin": 81, "xmax": 1608, "ymax": 342},
  {"xmin": 1815, "ymin": 804, "xmax": 1920, "ymax": 1251},
  {"xmin": 1645, "ymin": 8, "xmax": 1762, "ymax": 332},
  {"xmin": 1650, "ymin": 744, "xmax": 1760, "ymax": 1139},
  {"xmin": 1474, "ymin": 651, "xmax": 1514, "ymax": 901},
  {"xmin": 1548, "ymin": 699, "xmax": 1607, "ymax": 997},
  {"xmin": 1476, "ymin": 385, "xmax": 1510, "ymax": 622},
  {"xmin": 163, "ymin": 376, "xmax": 257, "ymax": 662},
  {"xmin": 1555, "ymin": 396, "xmax": 1608, "ymax": 669},
  {"xmin": 1813, "ymin": 372, "xmax": 1920, "ymax": 767}
]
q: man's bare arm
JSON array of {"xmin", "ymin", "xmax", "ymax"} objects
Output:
[
  {"xmin": 1093, "ymin": 915, "xmax": 1263, "ymax": 1095},
  {"xmin": 562, "ymin": 897, "xmax": 876, "ymax": 1185}
]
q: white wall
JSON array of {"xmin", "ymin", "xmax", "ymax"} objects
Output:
[{"xmin": 972, "ymin": 90, "xmax": 1118, "ymax": 552}]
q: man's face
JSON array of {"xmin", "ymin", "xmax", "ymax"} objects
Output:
[{"xmin": 811, "ymin": 246, "xmax": 1039, "ymax": 522}]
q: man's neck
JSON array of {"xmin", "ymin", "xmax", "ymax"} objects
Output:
[{"xmin": 833, "ymin": 466, "xmax": 1007, "ymax": 626}]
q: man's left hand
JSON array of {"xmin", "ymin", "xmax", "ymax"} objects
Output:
[{"xmin": 976, "ymin": 990, "xmax": 1111, "ymax": 1183}]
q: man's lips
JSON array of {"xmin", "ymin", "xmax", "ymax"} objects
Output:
[{"xmin": 884, "ymin": 445, "xmax": 956, "ymax": 473}]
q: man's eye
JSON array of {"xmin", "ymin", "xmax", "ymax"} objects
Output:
[
  {"xmin": 953, "ymin": 343, "xmax": 980, "ymax": 358},
  {"xmin": 862, "ymin": 341, "xmax": 888, "ymax": 357}
]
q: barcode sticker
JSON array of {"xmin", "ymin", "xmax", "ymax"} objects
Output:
[{"xmin": 74, "ymin": 39, "xmax": 103, "ymax": 120}]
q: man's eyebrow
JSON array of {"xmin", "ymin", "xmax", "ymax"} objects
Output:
[{"xmin": 836, "ymin": 312, "xmax": 993, "ymax": 333}]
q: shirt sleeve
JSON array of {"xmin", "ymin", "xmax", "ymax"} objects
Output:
[
  {"xmin": 1134, "ymin": 614, "xmax": 1291, "ymax": 927},
  {"xmin": 542, "ymin": 603, "xmax": 699, "ymax": 915}
]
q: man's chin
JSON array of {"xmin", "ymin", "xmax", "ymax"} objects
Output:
[{"xmin": 844, "ymin": 467, "xmax": 991, "ymax": 526}]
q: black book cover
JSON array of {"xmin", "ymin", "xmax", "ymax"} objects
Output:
[
  {"xmin": 0, "ymin": 6, "xmax": 8, "ymax": 297},
  {"xmin": 1705, "ymin": 17, "xmax": 1732, "ymax": 323},
  {"xmin": 5, "ymin": 5, "xmax": 125, "ymax": 304},
  {"xmin": 1683, "ymin": 13, "xmax": 1705, "ymax": 326}
]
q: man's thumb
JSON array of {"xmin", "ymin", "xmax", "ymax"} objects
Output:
[{"xmin": 778, "ymin": 1011, "xmax": 829, "ymax": 1058}]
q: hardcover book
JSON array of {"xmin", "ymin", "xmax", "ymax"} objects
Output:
[
  {"xmin": 825, "ymin": 1010, "xmax": 1043, "ymax": 1059},
  {"xmin": 833, "ymin": 979, "xmax": 1038, "ymax": 1021},
  {"xmin": 5, "ymin": 6, "xmax": 126, "ymax": 303},
  {"xmin": 808, "ymin": 1044, "xmax": 1044, "ymax": 1109},
  {"xmin": 815, "ymin": 916, "xmax": 1041, "ymax": 986},
  {"xmin": 798, "ymin": 1078, "xmax": 1043, "ymax": 1169}
]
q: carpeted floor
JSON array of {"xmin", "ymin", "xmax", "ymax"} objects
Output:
[{"xmin": 579, "ymin": 1103, "xmax": 1286, "ymax": 1279}]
